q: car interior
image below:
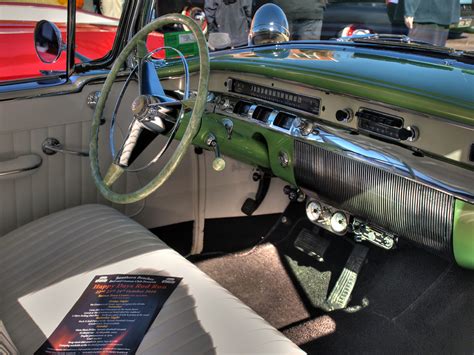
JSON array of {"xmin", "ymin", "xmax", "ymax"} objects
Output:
[{"xmin": 0, "ymin": 1, "xmax": 473, "ymax": 354}]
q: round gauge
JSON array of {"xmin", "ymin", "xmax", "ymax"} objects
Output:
[
  {"xmin": 330, "ymin": 212, "xmax": 348, "ymax": 233},
  {"xmin": 306, "ymin": 201, "xmax": 322, "ymax": 222}
]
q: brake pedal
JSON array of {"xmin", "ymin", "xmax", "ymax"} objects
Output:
[
  {"xmin": 294, "ymin": 228, "xmax": 330, "ymax": 262},
  {"xmin": 326, "ymin": 244, "xmax": 369, "ymax": 311}
]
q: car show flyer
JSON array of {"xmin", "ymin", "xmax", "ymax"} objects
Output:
[{"xmin": 35, "ymin": 274, "xmax": 181, "ymax": 354}]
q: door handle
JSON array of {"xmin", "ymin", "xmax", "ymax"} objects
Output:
[
  {"xmin": 0, "ymin": 154, "xmax": 42, "ymax": 180},
  {"xmin": 42, "ymin": 137, "xmax": 89, "ymax": 157}
]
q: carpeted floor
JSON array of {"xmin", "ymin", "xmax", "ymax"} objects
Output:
[
  {"xmin": 198, "ymin": 243, "xmax": 311, "ymax": 329},
  {"xmin": 194, "ymin": 220, "xmax": 474, "ymax": 354}
]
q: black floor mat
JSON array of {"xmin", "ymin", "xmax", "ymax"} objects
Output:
[{"xmin": 194, "ymin": 213, "xmax": 474, "ymax": 354}]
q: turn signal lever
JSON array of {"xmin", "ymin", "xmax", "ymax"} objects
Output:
[{"xmin": 206, "ymin": 133, "xmax": 226, "ymax": 171}]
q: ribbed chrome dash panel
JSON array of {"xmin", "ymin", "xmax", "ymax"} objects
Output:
[{"xmin": 294, "ymin": 140, "xmax": 454, "ymax": 258}]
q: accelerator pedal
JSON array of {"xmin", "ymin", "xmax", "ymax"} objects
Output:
[
  {"xmin": 294, "ymin": 228, "xmax": 330, "ymax": 262},
  {"xmin": 326, "ymin": 244, "xmax": 369, "ymax": 311}
]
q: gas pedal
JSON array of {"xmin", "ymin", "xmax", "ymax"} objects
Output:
[
  {"xmin": 326, "ymin": 244, "xmax": 369, "ymax": 311},
  {"xmin": 294, "ymin": 228, "xmax": 330, "ymax": 262}
]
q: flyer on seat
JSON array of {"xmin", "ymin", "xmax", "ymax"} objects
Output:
[{"xmin": 35, "ymin": 274, "xmax": 181, "ymax": 354}]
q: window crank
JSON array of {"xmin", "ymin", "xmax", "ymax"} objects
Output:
[{"xmin": 206, "ymin": 133, "xmax": 226, "ymax": 171}]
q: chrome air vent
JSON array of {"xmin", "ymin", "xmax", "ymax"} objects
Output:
[
  {"xmin": 233, "ymin": 100, "xmax": 253, "ymax": 116},
  {"xmin": 273, "ymin": 112, "xmax": 296, "ymax": 130},
  {"xmin": 252, "ymin": 105, "xmax": 274, "ymax": 123},
  {"xmin": 294, "ymin": 140, "xmax": 455, "ymax": 259}
]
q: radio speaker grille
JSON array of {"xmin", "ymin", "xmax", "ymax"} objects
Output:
[{"xmin": 294, "ymin": 140, "xmax": 454, "ymax": 258}]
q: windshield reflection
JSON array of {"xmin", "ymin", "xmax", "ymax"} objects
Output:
[{"xmin": 203, "ymin": 0, "xmax": 473, "ymax": 52}]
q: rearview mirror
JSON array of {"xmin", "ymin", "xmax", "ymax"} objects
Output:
[{"xmin": 34, "ymin": 20, "xmax": 64, "ymax": 64}]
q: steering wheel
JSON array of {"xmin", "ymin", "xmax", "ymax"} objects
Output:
[{"xmin": 90, "ymin": 14, "xmax": 209, "ymax": 204}]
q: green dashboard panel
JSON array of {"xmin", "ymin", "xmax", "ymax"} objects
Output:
[
  {"xmin": 453, "ymin": 200, "xmax": 474, "ymax": 269},
  {"xmin": 175, "ymin": 112, "xmax": 296, "ymax": 184}
]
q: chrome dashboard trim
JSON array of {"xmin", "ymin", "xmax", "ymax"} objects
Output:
[
  {"xmin": 214, "ymin": 94, "xmax": 474, "ymax": 203},
  {"xmin": 216, "ymin": 70, "xmax": 474, "ymax": 131}
]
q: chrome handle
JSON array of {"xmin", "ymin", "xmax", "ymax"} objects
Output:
[
  {"xmin": 42, "ymin": 137, "xmax": 89, "ymax": 157},
  {"xmin": 0, "ymin": 154, "xmax": 42, "ymax": 179},
  {"xmin": 206, "ymin": 133, "xmax": 226, "ymax": 171}
]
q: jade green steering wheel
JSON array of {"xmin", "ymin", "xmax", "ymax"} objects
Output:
[{"xmin": 90, "ymin": 14, "xmax": 210, "ymax": 204}]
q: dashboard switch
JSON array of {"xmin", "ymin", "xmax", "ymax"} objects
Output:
[
  {"xmin": 222, "ymin": 118, "xmax": 233, "ymax": 140},
  {"xmin": 296, "ymin": 119, "xmax": 313, "ymax": 136}
]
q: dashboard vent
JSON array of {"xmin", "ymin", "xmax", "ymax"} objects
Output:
[
  {"xmin": 294, "ymin": 140, "xmax": 455, "ymax": 259},
  {"xmin": 273, "ymin": 112, "xmax": 296, "ymax": 130},
  {"xmin": 252, "ymin": 106, "xmax": 273, "ymax": 123},
  {"xmin": 233, "ymin": 100, "xmax": 252, "ymax": 115}
]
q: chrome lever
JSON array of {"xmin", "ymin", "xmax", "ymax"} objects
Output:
[
  {"xmin": 206, "ymin": 133, "xmax": 226, "ymax": 171},
  {"xmin": 42, "ymin": 137, "xmax": 89, "ymax": 157}
]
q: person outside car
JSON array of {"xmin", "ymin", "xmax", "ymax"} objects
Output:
[
  {"xmin": 402, "ymin": 0, "xmax": 460, "ymax": 46},
  {"xmin": 205, "ymin": 0, "xmax": 253, "ymax": 48},
  {"xmin": 271, "ymin": 0, "xmax": 327, "ymax": 40}
]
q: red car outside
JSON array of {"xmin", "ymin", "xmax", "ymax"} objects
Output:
[{"xmin": 0, "ymin": 2, "xmax": 165, "ymax": 82}]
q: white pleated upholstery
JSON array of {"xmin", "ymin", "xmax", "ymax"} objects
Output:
[{"xmin": 0, "ymin": 204, "xmax": 304, "ymax": 354}]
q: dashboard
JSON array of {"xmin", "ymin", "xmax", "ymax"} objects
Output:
[
  {"xmin": 209, "ymin": 72, "xmax": 474, "ymax": 168},
  {"xmin": 164, "ymin": 70, "xmax": 474, "ymax": 261}
]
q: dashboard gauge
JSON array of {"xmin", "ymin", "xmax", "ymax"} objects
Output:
[
  {"xmin": 330, "ymin": 212, "xmax": 348, "ymax": 233},
  {"xmin": 306, "ymin": 200, "xmax": 323, "ymax": 222}
]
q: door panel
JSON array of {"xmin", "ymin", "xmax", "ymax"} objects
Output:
[
  {"xmin": 0, "ymin": 81, "xmax": 133, "ymax": 236},
  {"xmin": 0, "ymin": 77, "xmax": 289, "ymax": 238}
]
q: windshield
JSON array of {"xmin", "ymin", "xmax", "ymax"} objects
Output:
[{"xmin": 203, "ymin": 0, "xmax": 473, "ymax": 52}]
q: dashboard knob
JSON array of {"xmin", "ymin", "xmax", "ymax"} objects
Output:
[
  {"xmin": 212, "ymin": 157, "xmax": 226, "ymax": 172},
  {"xmin": 335, "ymin": 109, "xmax": 353, "ymax": 122},
  {"xmin": 297, "ymin": 119, "xmax": 313, "ymax": 136},
  {"xmin": 398, "ymin": 126, "xmax": 418, "ymax": 141}
]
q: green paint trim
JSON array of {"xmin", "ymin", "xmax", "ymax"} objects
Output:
[
  {"xmin": 174, "ymin": 112, "xmax": 296, "ymax": 184},
  {"xmin": 453, "ymin": 199, "xmax": 474, "ymax": 269}
]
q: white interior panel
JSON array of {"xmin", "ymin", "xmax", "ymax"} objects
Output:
[{"xmin": 0, "ymin": 78, "xmax": 289, "ymax": 236}]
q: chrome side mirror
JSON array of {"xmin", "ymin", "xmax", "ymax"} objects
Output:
[{"xmin": 34, "ymin": 20, "xmax": 65, "ymax": 64}]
